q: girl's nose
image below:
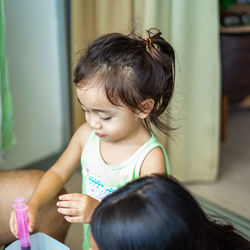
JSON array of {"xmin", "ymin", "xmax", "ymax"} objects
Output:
[{"xmin": 90, "ymin": 121, "xmax": 101, "ymax": 129}]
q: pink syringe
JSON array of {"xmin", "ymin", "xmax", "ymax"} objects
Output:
[{"xmin": 12, "ymin": 197, "xmax": 31, "ymax": 250}]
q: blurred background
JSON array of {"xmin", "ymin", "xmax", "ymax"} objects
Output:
[{"xmin": 1, "ymin": 0, "xmax": 250, "ymax": 248}]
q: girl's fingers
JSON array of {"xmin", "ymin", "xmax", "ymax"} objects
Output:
[
  {"xmin": 64, "ymin": 215, "xmax": 82, "ymax": 223},
  {"xmin": 27, "ymin": 213, "xmax": 34, "ymax": 233},
  {"xmin": 56, "ymin": 200, "xmax": 84, "ymax": 208},
  {"xmin": 9, "ymin": 212, "xmax": 14, "ymax": 234},
  {"xmin": 57, "ymin": 207, "xmax": 79, "ymax": 216},
  {"xmin": 26, "ymin": 206, "xmax": 38, "ymax": 233},
  {"xmin": 56, "ymin": 194, "xmax": 98, "ymax": 223},
  {"xmin": 9, "ymin": 211, "xmax": 18, "ymax": 238},
  {"xmin": 59, "ymin": 193, "xmax": 83, "ymax": 201}
]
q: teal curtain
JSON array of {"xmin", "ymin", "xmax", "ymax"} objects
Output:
[{"xmin": 0, "ymin": 0, "xmax": 15, "ymax": 153}]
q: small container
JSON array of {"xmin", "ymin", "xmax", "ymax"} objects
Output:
[
  {"xmin": 12, "ymin": 197, "xmax": 31, "ymax": 250},
  {"xmin": 6, "ymin": 232, "xmax": 70, "ymax": 250}
]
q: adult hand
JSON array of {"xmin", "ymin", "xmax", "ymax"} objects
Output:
[{"xmin": 56, "ymin": 193, "xmax": 99, "ymax": 224}]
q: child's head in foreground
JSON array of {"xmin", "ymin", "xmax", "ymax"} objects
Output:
[
  {"xmin": 73, "ymin": 28, "xmax": 175, "ymax": 136},
  {"xmin": 90, "ymin": 174, "xmax": 250, "ymax": 250}
]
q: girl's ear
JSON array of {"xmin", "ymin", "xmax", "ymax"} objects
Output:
[{"xmin": 138, "ymin": 99, "xmax": 155, "ymax": 119}]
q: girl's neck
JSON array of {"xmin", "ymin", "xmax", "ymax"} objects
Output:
[{"xmin": 100, "ymin": 125, "xmax": 151, "ymax": 165}]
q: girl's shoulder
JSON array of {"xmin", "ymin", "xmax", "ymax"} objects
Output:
[
  {"xmin": 140, "ymin": 146, "xmax": 167, "ymax": 177},
  {"xmin": 74, "ymin": 123, "xmax": 92, "ymax": 151}
]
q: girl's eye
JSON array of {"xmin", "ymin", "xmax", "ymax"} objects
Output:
[{"xmin": 101, "ymin": 116, "xmax": 111, "ymax": 121}]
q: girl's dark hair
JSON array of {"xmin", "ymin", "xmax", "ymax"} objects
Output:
[
  {"xmin": 73, "ymin": 28, "xmax": 175, "ymax": 135},
  {"xmin": 90, "ymin": 175, "xmax": 250, "ymax": 250}
]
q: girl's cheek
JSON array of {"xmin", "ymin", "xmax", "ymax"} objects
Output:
[{"xmin": 85, "ymin": 113, "xmax": 90, "ymax": 123}]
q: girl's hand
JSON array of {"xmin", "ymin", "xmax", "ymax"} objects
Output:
[
  {"xmin": 9, "ymin": 210, "xmax": 18, "ymax": 238},
  {"xmin": 56, "ymin": 193, "xmax": 99, "ymax": 224},
  {"xmin": 9, "ymin": 204, "xmax": 37, "ymax": 238}
]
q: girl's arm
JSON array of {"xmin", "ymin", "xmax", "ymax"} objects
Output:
[
  {"xmin": 27, "ymin": 124, "xmax": 87, "ymax": 209},
  {"xmin": 140, "ymin": 147, "xmax": 166, "ymax": 177},
  {"xmin": 10, "ymin": 123, "xmax": 91, "ymax": 236}
]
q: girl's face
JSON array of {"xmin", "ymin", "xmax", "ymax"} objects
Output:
[{"xmin": 76, "ymin": 86, "xmax": 144, "ymax": 143}]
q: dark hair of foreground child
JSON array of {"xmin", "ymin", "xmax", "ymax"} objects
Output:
[{"xmin": 90, "ymin": 174, "xmax": 250, "ymax": 250}]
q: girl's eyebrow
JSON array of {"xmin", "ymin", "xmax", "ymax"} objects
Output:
[
  {"xmin": 92, "ymin": 108, "xmax": 112, "ymax": 114},
  {"xmin": 77, "ymin": 98, "xmax": 112, "ymax": 114}
]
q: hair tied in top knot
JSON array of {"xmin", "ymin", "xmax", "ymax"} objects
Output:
[{"xmin": 144, "ymin": 37, "xmax": 152, "ymax": 45}]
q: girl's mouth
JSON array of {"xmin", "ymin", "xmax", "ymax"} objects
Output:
[{"xmin": 95, "ymin": 132, "xmax": 105, "ymax": 138}]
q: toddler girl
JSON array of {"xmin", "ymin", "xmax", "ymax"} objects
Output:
[{"xmin": 10, "ymin": 28, "xmax": 175, "ymax": 250}]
